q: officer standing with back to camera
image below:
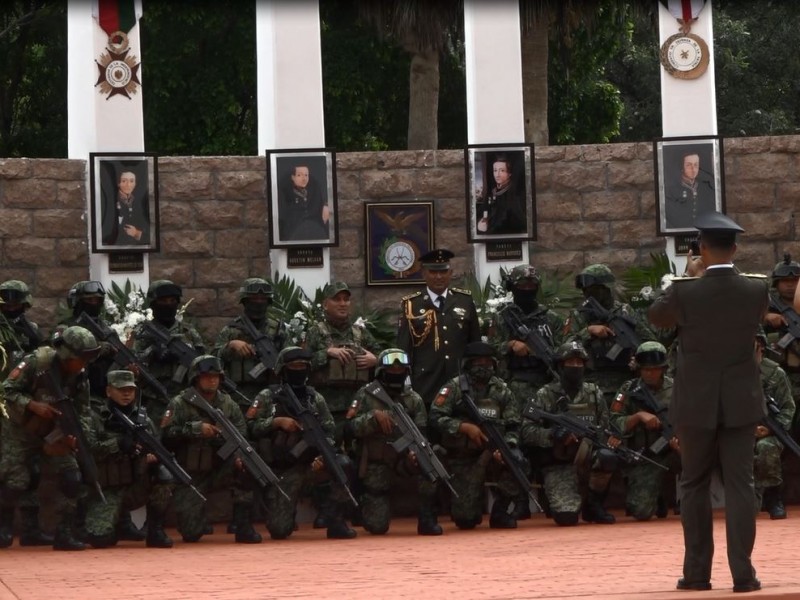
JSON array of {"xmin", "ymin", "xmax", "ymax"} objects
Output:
[
  {"xmin": 649, "ymin": 211, "xmax": 768, "ymax": 594},
  {"xmin": 397, "ymin": 249, "xmax": 481, "ymax": 409}
]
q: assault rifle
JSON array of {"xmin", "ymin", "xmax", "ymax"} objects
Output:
[
  {"xmin": 498, "ymin": 304, "xmax": 558, "ymax": 378},
  {"xmin": 234, "ymin": 314, "xmax": 278, "ymax": 379},
  {"xmin": 764, "ymin": 395, "xmax": 800, "ymax": 460},
  {"xmin": 580, "ymin": 296, "xmax": 641, "ymax": 361},
  {"xmin": 458, "ymin": 375, "xmax": 542, "ymax": 510},
  {"xmin": 184, "ymin": 390, "xmax": 289, "ymax": 500},
  {"xmin": 280, "ymin": 384, "xmax": 359, "ymax": 507},
  {"xmin": 77, "ymin": 313, "xmax": 171, "ymax": 404},
  {"xmin": 627, "ymin": 381, "xmax": 675, "ymax": 456},
  {"xmin": 768, "ymin": 296, "xmax": 800, "ymax": 351},
  {"xmin": 523, "ymin": 405, "xmax": 668, "ymax": 471},
  {"xmin": 141, "ymin": 320, "xmax": 253, "ymax": 407},
  {"xmin": 364, "ymin": 381, "xmax": 458, "ymax": 497},
  {"xmin": 109, "ymin": 404, "xmax": 206, "ymax": 501},
  {"xmin": 42, "ymin": 369, "xmax": 106, "ymax": 503}
]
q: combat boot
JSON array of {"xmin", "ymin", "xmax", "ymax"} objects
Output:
[
  {"xmin": 581, "ymin": 491, "xmax": 615, "ymax": 524},
  {"xmin": 489, "ymin": 496, "xmax": 518, "ymax": 529},
  {"xmin": 233, "ymin": 504, "xmax": 262, "ymax": 544},
  {"xmin": 417, "ymin": 506, "xmax": 443, "ymax": 536},
  {"xmin": 511, "ymin": 493, "xmax": 531, "ymax": 521},
  {"xmin": 53, "ymin": 520, "xmax": 86, "ymax": 551},
  {"xmin": 18, "ymin": 506, "xmax": 54, "ymax": 546},
  {"xmin": 311, "ymin": 483, "xmax": 331, "ymax": 529},
  {"xmin": 326, "ymin": 518, "xmax": 357, "ymax": 539},
  {"xmin": 764, "ymin": 487, "xmax": 787, "ymax": 520},
  {"xmin": 116, "ymin": 510, "xmax": 146, "ymax": 542},
  {"xmin": 145, "ymin": 505, "xmax": 173, "ymax": 548},
  {"xmin": 0, "ymin": 507, "xmax": 15, "ymax": 548},
  {"xmin": 655, "ymin": 495, "xmax": 668, "ymax": 519}
]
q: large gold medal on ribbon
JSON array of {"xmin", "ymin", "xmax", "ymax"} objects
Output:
[{"xmin": 660, "ymin": 32, "xmax": 709, "ymax": 80}]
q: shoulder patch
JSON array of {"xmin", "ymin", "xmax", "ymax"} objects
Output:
[
  {"xmin": 402, "ymin": 291, "xmax": 423, "ymax": 301},
  {"xmin": 450, "ymin": 287, "xmax": 472, "ymax": 296},
  {"xmin": 610, "ymin": 392, "xmax": 625, "ymax": 413},
  {"xmin": 245, "ymin": 399, "xmax": 260, "ymax": 420},
  {"xmin": 433, "ymin": 386, "xmax": 450, "ymax": 406},
  {"xmin": 159, "ymin": 408, "xmax": 173, "ymax": 429},
  {"xmin": 7, "ymin": 360, "xmax": 27, "ymax": 380}
]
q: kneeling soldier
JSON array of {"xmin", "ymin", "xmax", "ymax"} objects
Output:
[{"xmin": 82, "ymin": 370, "xmax": 174, "ymax": 548}]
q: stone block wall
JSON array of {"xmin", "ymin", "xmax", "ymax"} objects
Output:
[{"xmin": 1, "ymin": 136, "xmax": 798, "ymax": 341}]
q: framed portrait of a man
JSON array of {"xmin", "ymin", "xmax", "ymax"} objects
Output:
[
  {"xmin": 654, "ymin": 135, "xmax": 725, "ymax": 235},
  {"xmin": 465, "ymin": 142, "xmax": 536, "ymax": 243},
  {"xmin": 266, "ymin": 148, "xmax": 339, "ymax": 249},
  {"xmin": 90, "ymin": 152, "xmax": 159, "ymax": 253}
]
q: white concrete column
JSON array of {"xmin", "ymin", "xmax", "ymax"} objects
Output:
[
  {"xmin": 67, "ymin": 1, "xmax": 149, "ymax": 291},
  {"xmin": 658, "ymin": 1, "xmax": 717, "ymax": 273},
  {"xmin": 256, "ymin": 0, "xmax": 330, "ymax": 293},
  {"xmin": 463, "ymin": 0, "xmax": 529, "ymax": 285}
]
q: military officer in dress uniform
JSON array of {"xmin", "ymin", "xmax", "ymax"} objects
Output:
[{"xmin": 397, "ymin": 249, "xmax": 481, "ymax": 409}]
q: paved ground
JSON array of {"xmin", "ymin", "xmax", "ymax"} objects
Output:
[{"xmin": 0, "ymin": 508, "xmax": 798, "ymax": 600}]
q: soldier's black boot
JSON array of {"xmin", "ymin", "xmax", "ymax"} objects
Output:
[
  {"xmin": 233, "ymin": 503, "xmax": 262, "ymax": 544},
  {"xmin": 511, "ymin": 493, "xmax": 532, "ymax": 521},
  {"xmin": 489, "ymin": 496, "xmax": 518, "ymax": 529},
  {"xmin": 19, "ymin": 506, "xmax": 54, "ymax": 546},
  {"xmin": 417, "ymin": 505, "xmax": 443, "ymax": 536},
  {"xmin": 765, "ymin": 486, "xmax": 787, "ymax": 520},
  {"xmin": 53, "ymin": 517, "xmax": 86, "ymax": 551},
  {"xmin": 116, "ymin": 510, "xmax": 146, "ymax": 542},
  {"xmin": 0, "ymin": 507, "xmax": 15, "ymax": 548},
  {"xmin": 326, "ymin": 504, "xmax": 357, "ymax": 540},
  {"xmin": 655, "ymin": 495, "xmax": 669, "ymax": 519},
  {"xmin": 145, "ymin": 505, "xmax": 173, "ymax": 548},
  {"xmin": 581, "ymin": 491, "xmax": 615, "ymax": 524},
  {"xmin": 311, "ymin": 483, "xmax": 330, "ymax": 529}
]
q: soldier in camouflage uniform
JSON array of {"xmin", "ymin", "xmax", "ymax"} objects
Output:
[
  {"xmin": 345, "ymin": 348, "xmax": 442, "ymax": 535},
  {"xmin": 755, "ymin": 331, "xmax": 795, "ymax": 519},
  {"xmin": 132, "ymin": 280, "xmax": 205, "ymax": 425},
  {"xmin": 247, "ymin": 347, "xmax": 357, "ymax": 540},
  {"xmin": 565, "ymin": 264, "xmax": 656, "ymax": 404},
  {"xmin": 214, "ymin": 277, "xmax": 286, "ymax": 413},
  {"xmin": 0, "ymin": 326, "xmax": 101, "ymax": 550},
  {"xmin": 82, "ymin": 370, "xmax": 174, "ymax": 548},
  {"xmin": 0, "ymin": 282, "xmax": 52, "ymax": 547},
  {"xmin": 763, "ymin": 255, "xmax": 800, "ymax": 436},
  {"xmin": 161, "ymin": 355, "xmax": 261, "ymax": 544},
  {"xmin": 609, "ymin": 342, "xmax": 680, "ymax": 521},
  {"xmin": 428, "ymin": 341, "xmax": 522, "ymax": 530},
  {"xmin": 492, "ymin": 264, "xmax": 564, "ymax": 519},
  {"xmin": 521, "ymin": 340, "xmax": 618, "ymax": 526}
]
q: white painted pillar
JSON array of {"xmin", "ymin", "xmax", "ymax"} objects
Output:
[
  {"xmin": 256, "ymin": 0, "xmax": 330, "ymax": 293},
  {"xmin": 658, "ymin": 1, "xmax": 717, "ymax": 274},
  {"xmin": 463, "ymin": 0, "xmax": 529, "ymax": 286},
  {"xmin": 67, "ymin": 1, "xmax": 149, "ymax": 291}
]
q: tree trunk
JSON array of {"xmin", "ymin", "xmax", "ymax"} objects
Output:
[
  {"xmin": 521, "ymin": 17, "xmax": 549, "ymax": 146},
  {"xmin": 407, "ymin": 49, "xmax": 439, "ymax": 150}
]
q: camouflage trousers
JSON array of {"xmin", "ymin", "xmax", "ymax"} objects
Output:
[
  {"xmin": 360, "ymin": 459, "xmax": 437, "ymax": 534},
  {"xmin": 265, "ymin": 460, "xmax": 353, "ymax": 540},
  {"xmin": 754, "ymin": 435, "xmax": 784, "ymax": 489},
  {"xmin": 446, "ymin": 452, "xmax": 520, "ymax": 523},
  {"xmin": 541, "ymin": 457, "xmax": 614, "ymax": 515},
  {"xmin": 172, "ymin": 463, "xmax": 253, "ymax": 540},
  {"xmin": 85, "ymin": 478, "xmax": 172, "ymax": 538},
  {"xmin": 0, "ymin": 423, "xmax": 79, "ymax": 519},
  {"xmin": 623, "ymin": 450, "xmax": 679, "ymax": 521}
]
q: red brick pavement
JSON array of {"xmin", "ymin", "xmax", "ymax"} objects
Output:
[{"xmin": 0, "ymin": 508, "xmax": 798, "ymax": 600}]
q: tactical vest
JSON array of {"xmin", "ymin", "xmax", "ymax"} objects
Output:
[
  {"xmin": 311, "ymin": 321, "xmax": 370, "ymax": 388},
  {"xmin": 225, "ymin": 317, "xmax": 281, "ymax": 385},
  {"xmin": 553, "ymin": 397, "xmax": 597, "ymax": 464},
  {"xmin": 506, "ymin": 309, "xmax": 555, "ymax": 380},
  {"xmin": 173, "ymin": 391, "xmax": 227, "ymax": 473},
  {"xmin": 626, "ymin": 381, "xmax": 669, "ymax": 453},
  {"xmin": 441, "ymin": 386, "xmax": 505, "ymax": 455},
  {"xmin": 23, "ymin": 347, "xmax": 87, "ymax": 439},
  {"xmin": 257, "ymin": 386, "xmax": 319, "ymax": 469}
]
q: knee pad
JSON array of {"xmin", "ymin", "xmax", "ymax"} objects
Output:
[
  {"xmin": 153, "ymin": 464, "xmax": 175, "ymax": 484},
  {"xmin": 552, "ymin": 511, "xmax": 579, "ymax": 526},
  {"xmin": 59, "ymin": 469, "xmax": 82, "ymax": 499}
]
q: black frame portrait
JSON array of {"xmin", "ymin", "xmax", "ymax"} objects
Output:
[
  {"xmin": 464, "ymin": 142, "xmax": 536, "ymax": 243},
  {"xmin": 266, "ymin": 147, "xmax": 338, "ymax": 248},
  {"xmin": 364, "ymin": 201, "xmax": 435, "ymax": 286},
  {"xmin": 654, "ymin": 135, "xmax": 725, "ymax": 235},
  {"xmin": 90, "ymin": 152, "xmax": 159, "ymax": 253}
]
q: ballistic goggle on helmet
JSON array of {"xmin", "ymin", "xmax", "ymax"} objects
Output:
[
  {"xmin": 238, "ymin": 278, "xmax": 273, "ymax": 304},
  {"xmin": 771, "ymin": 254, "xmax": 800, "ymax": 286},
  {"xmin": 0, "ymin": 280, "xmax": 33, "ymax": 307},
  {"xmin": 556, "ymin": 340, "xmax": 589, "ymax": 363},
  {"xmin": 189, "ymin": 355, "xmax": 225, "ymax": 383},
  {"xmin": 146, "ymin": 280, "xmax": 182, "ymax": 305},
  {"xmin": 574, "ymin": 264, "xmax": 615, "ymax": 290},
  {"xmin": 375, "ymin": 348, "xmax": 410, "ymax": 377},
  {"xmin": 67, "ymin": 280, "xmax": 106, "ymax": 309},
  {"xmin": 274, "ymin": 346, "xmax": 312, "ymax": 375}
]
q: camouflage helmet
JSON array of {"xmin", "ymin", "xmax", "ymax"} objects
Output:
[
  {"xmin": 504, "ymin": 264, "xmax": 540, "ymax": 288},
  {"xmin": 52, "ymin": 326, "xmax": 101, "ymax": 362},
  {"xmin": 0, "ymin": 279, "xmax": 33, "ymax": 308},
  {"xmin": 238, "ymin": 277, "xmax": 273, "ymax": 304},
  {"xmin": 771, "ymin": 253, "xmax": 800, "ymax": 286},
  {"xmin": 67, "ymin": 280, "xmax": 106, "ymax": 309},
  {"xmin": 574, "ymin": 264, "xmax": 615, "ymax": 290},
  {"xmin": 375, "ymin": 348, "xmax": 410, "ymax": 378},
  {"xmin": 460, "ymin": 341, "xmax": 497, "ymax": 369},
  {"xmin": 274, "ymin": 346, "xmax": 312, "ymax": 376},
  {"xmin": 146, "ymin": 280, "xmax": 182, "ymax": 305},
  {"xmin": 556, "ymin": 339, "xmax": 589, "ymax": 363},
  {"xmin": 635, "ymin": 341, "xmax": 668, "ymax": 367},
  {"xmin": 189, "ymin": 355, "xmax": 225, "ymax": 383}
]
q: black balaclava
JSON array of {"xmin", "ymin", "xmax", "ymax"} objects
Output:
[{"xmin": 512, "ymin": 287, "xmax": 539, "ymax": 314}]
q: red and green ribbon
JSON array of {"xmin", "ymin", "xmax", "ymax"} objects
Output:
[{"xmin": 98, "ymin": 0, "xmax": 137, "ymax": 35}]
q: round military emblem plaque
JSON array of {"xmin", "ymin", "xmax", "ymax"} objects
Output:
[{"xmin": 660, "ymin": 32, "xmax": 709, "ymax": 80}]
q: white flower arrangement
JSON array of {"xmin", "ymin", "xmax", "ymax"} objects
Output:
[
  {"xmin": 353, "ymin": 316, "xmax": 368, "ymax": 329},
  {"xmin": 104, "ymin": 286, "xmax": 152, "ymax": 343},
  {"xmin": 660, "ymin": 274, "xmax": 675, "ymax": 290},
  {"xmin": 286, "ymin": 310, "xmax": 310, "ymax": 346}
]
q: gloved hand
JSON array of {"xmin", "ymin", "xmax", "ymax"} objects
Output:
[{"xmin": 551, "ymin": 426, "xmax": 569, "ymax": 442}]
